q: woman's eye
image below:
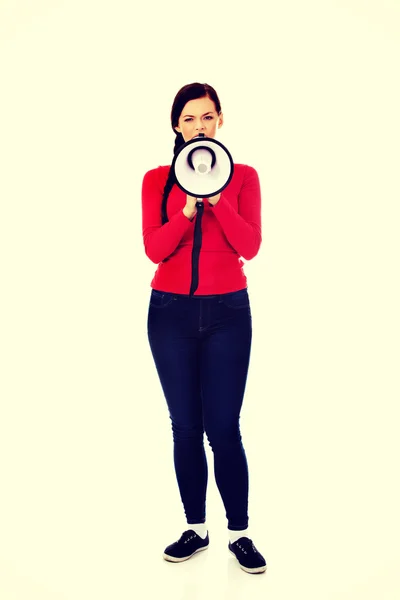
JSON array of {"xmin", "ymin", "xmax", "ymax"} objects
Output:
[{"xmin": 184, "ymin": 116, "xmax": 214, "ymax": 122}]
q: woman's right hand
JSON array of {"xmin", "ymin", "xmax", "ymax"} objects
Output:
[{"xmin": 183, "ymin": 195, "xmax": 202, "ymax": 220}]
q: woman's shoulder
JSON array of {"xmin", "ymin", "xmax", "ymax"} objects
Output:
[
  {"xmin": 143, "ymin": 165, "xmax": 170, "ymax": 179},
  {"xmin": 145, "ymin": 164, "xmax": 257, "ymax": 172},
  {"xmin": 234, "ymin": 163, "xmax": 258, "ymax": 171},
  {"xmin": 143, "ymin": 163, "xmax": 258, "ymax": 186},
  {"xmin": 233, "ymin": 163, "xmax": 259, "ymax": 181},
  {"xmin": 142, "ymin": 166, "xmax": 171, "ymax": 191}
]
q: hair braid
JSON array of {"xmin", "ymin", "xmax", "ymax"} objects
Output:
[{"xmin": 161, "ymin": 133, "xmax": 185, "ymax": 225}]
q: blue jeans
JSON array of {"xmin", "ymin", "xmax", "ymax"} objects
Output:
[{"xmin": 147, "ymin": 287, "xmax": 252, "ymax": 531}]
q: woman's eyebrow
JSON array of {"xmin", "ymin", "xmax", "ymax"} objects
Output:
[{"xmin": 182, "ymin": 111, "xmax": 214, "ymax": 118}]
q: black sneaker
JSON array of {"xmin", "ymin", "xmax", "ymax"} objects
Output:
[
  {"xmin": 228, "ymin": 537, "xmax": 267, "ymax": 574},
  {"xmin": 163, "ymin": 529, "xmax": 209, "ymax": 563}
]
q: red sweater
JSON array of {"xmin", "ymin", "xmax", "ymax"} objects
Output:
[{"xmin": 141, "ymin": 163, "xmax": 262, "ymax": 295}]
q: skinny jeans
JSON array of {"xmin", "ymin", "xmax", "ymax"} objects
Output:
[{"xmin": 147, "ymin": 287, "xmax": 252, "ymax": 531}]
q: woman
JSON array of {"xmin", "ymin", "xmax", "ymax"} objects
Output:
[{"xmin": 141, "ymin": 83, "xmax": 266, "ymax": 574}]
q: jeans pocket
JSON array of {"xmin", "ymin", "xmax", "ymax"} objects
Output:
[
  {"xmin": 149, "ymin": 289, "xmax": 175, "ymax": 308},
  {"xmin": 219, "ymin": 288, "xmax": 250, "ymax": 309}
]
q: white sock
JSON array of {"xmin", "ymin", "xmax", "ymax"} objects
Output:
[
  {"xmin": 229, "ymin": 527, "xmax": 250, "ymax": 543},
  {"xmin": 188, "ymin": 522, "xmax": 208, "ymax": 539}
]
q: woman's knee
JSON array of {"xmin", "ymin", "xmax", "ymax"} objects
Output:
[
  {"xmin": 205, "ymin": 424, "xmax": 242, "ymax": 449},
  {"xmin": 171, "ymin": 420, "xmax": 204, "ymax": 443}
]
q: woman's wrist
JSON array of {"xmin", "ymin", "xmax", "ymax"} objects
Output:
[{"xmin": 183, "ymin": 207, "xmax": 196, "ymax": 220}]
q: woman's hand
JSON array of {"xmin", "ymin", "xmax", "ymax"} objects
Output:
[
  {"xmin": 208, "ymin": 193, "xmax": 221, "ymax": 206},
  {"xmin": 183, "ymin": 195, "xmax": 202, "ymax": 220},
  {"xmin": 183, "ymin": 193, "xmax": 220, "ymax": 220}
]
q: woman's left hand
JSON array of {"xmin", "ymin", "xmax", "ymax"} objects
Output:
[{"xmin": 208, "ymin": 193, "xmax": 221, "ymax": 206}]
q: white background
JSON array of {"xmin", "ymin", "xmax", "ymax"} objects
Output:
[{"xmin": 1, "ymin": 1, "xmax": 399, "ymax": 599}]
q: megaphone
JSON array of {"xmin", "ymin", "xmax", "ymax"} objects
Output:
[{"xmin": 172, "ymin": 133, "xmax": 234, "ymax": 198}]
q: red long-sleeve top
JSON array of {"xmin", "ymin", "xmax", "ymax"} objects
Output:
[{"xmin": 141, "ymin": 163, "xmax": 262, "ymax": 295}]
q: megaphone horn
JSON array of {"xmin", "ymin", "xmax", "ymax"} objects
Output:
[
  {"xmin": 172, "ymin": 133, "xmax": 234, "ymax": 199},
  {"xmin": 187, "ymin": 145, "xmax": 217, "ymax": 174}
]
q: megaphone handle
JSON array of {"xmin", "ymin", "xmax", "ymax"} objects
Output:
[{"xmin": 189, "ymin": 201, "xmax": 204, "ymax": 296}]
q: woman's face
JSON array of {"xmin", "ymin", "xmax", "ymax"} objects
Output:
[{"xmin": 174, "ymin": 96, "xmax": 223, "ymax": 143}]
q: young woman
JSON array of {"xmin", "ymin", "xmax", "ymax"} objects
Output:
[{"xmin": 141, "ymin": 83, "xmax": 266, "ymax": 574}]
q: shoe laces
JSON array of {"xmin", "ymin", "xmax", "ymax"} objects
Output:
[
  {"xmin": 235, "ymin": 538, "xmax": 257, "ymax": 554},
  {"xmin": 179, "ymin": 530, "xmax": 197, "ymax": 544}
]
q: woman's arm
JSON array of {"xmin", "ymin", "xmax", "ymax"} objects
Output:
[
  {"xmin": 141, "ymin": 168, "xmax": 194, "ymax": 264},
  {"xmin": 209, "ymin": 165, "xmax": 262, "ymax": 260}
]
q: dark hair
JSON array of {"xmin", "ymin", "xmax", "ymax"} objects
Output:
[{"xmin": 161, "ymin": 83, "xmax": 222, "ymax": 225}]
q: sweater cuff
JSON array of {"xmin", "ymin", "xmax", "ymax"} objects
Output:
[
  {"xmin": 209, "ymin": 195, "xmax": 223, "ymax": 208},
  {"xmin": 182, "ymin": 208, "xmax": 195, "ymax": 222}
]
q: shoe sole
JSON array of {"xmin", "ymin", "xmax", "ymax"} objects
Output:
[
  {"xmin": 163, "ymin": 545, "xmax": 209, "ymax": 563},
  {"xmin": 229, "ymin": 549, "xmax": 267, "ymax": 574}
]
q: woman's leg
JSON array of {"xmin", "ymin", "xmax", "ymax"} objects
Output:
[
  {"xmin": 147, "ymin": 291, "xmax": 207, "ymax": 524},
  {"xmin": 200, "ymin": 291, "xmax": 253, "ymax": 531}
]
